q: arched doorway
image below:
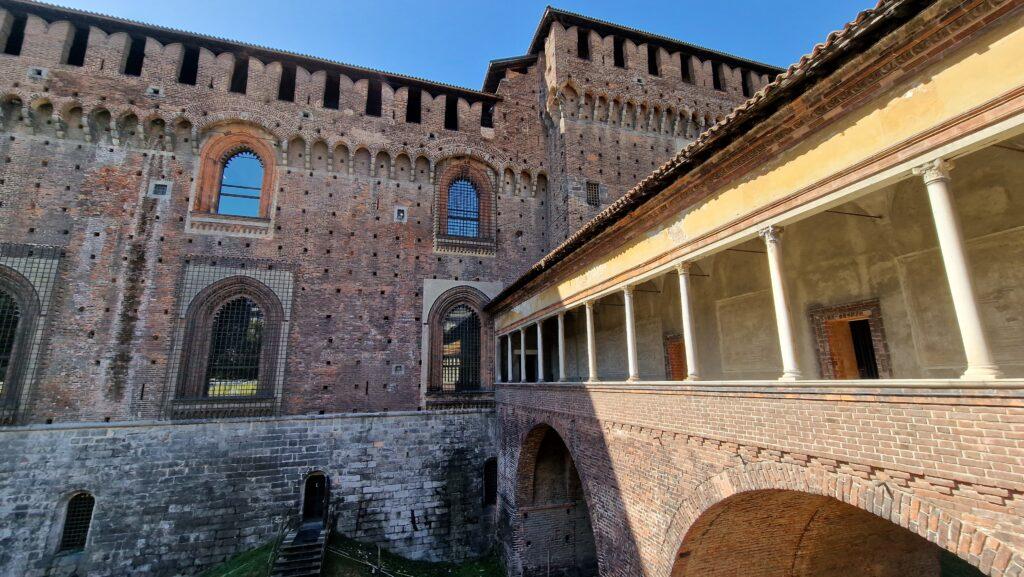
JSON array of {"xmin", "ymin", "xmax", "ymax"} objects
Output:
[
  {"xmin": 516, "ymin": 425, "xmax": 598, "ymax": 577},
  {"xmin": 671, "ymin": 490, "xmax": 985, "ymax": 577},
  {"xmin": 301, "ymin": 472, "xmax": 329, "ymax": 523}
]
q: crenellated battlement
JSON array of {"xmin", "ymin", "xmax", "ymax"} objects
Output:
[{"xmin": 0, "ymin": 0, "xmax": 505, "ymax": 137}]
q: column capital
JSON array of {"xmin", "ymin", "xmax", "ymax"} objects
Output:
[
  {"xmin": 584, "ymin": 300, "xmax": 595, "ymax": 311},
  {"xmin": 758, "ymin": 225, "xmax": 784, "ymax": 245},
  {"xmin": 623, "ymin": 284, "xmax": 635, "ymax": 296},
  {"xmin": 675, "ymin": 262, "xmax": 695, "ymax": 275},
  {"xmin": 557, "ymin": 310, "xmax": 566, "ymax": 319},
  {"xmin": 913, "ymin": 159, "xmax": 954, "ymax": 185}
]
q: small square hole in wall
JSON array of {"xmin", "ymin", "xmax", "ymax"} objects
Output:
[
  {"xmin": 392, "ymin": 364, "xmax": 405, "ymax": 376},
  {"xmin": 145, "ymin": 85, "xmax": 165, "ymax": 98},
  {"xmin": 393, "ymin": 206, "xmax": 408, "ymax": 224},
  {"xmin": 147, "ymin": 179, "xmax": 173, "ymax": 198},
  {"xmin": 27, "ymin": 67, "xmax": 48, "ymax": 80}
]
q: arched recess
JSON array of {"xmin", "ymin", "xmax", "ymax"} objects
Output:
[
  {"xmin": 173, "ymin": 275, "xmax": 285, "ymax": 402},
  {"xmin": 513, "ymin": 424, "xmax": 599, "ymax": 577},
  {"xmin": 426, "ymin": 285, "xmax": 491, "ymax": 394},
  {"xmin": 662, "ymin": 461, "xmax": 1011, "ymax": 577},
  {"xmin": 193, "ymin": 122, "xmax": 278, "ymax": 218},
  {"xmin": 0, "ymin": 264, "xmax": 42, "ymax": 424},
  {"xmin": 434, "ymin": 157, "xmax": 497, "ymax": 251}
]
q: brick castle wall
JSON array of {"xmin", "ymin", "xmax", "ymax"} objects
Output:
[{"xmin": 497, "ymin": 383, "xmax": 1024, "ymax": 576}]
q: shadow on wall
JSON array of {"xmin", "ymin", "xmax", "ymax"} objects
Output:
[{"xmin": 670, "ymin": 490, "xmax": 985, "ymax": 577}]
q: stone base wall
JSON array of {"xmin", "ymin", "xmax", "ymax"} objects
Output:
[{"xmin": 0, "ymin": 409, "xmax": 496, "ymax": 577}]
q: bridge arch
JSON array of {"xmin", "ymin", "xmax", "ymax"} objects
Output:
[
  {"xmin": 662, "ymin": 461, "xmax": 1016, "ymax": 577},
  {"xmin": 513, "ymin": 423, "xmax": 599, "ymax": 577}
]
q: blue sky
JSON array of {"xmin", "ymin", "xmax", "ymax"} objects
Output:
[{"xmin": 57, "ymin": 0, "xmax": 873, "ymax": 90}]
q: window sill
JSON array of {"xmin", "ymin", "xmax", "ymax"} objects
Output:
[
  {"xmin": 168, "ymin": 396, "xmax": 277, "ymax": 420},
  {"xmin": 187, "ymin": 211, "xmax": 273, "ymax": 238},
  {"xmin": 425, "ymin": 389, "xmax": 494, "ymax": 410},
  {"xmin": 434, "ymin": 235, "xmax": 496, "ymax": 256}
]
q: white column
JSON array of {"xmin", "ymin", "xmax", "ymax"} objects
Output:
[
  {"xmin": 557, "ymin": 312, "xmax": 567, "ymax": 382},
  {"xmin": 623, "ymin": 286, "xmax": 639, "ymax": 381},
  {"xmin": 676, "ymin": 263, "xmax": 700, "ymax": 380},
  {"xmin": 536, "ymin": 321, "xmax": 545, "ymax": 383},
  {"xmin": 506, "ymin": 334, "xmax": 514, "ymax": 383},
  {"xmin": 760, "ymin": 226, "xmax": 802, "ymax": 381},
  {"xmin": 519, "ymin": 328, "xmax": 527, "ymax": 383},
  {"xmin": 585, "ymin": 301, "xmax": 598, "ymax": 381},
  {"xmin": 915, "ymin": 160, "xmax": 1002, "ymax": 379}
]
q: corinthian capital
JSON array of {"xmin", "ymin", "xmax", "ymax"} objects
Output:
[
  {"xmin": 758, "ymin": 225, "xmax": 783, "ymax": 245},
  {"xmin": 913, "ymin": 159, "xmax": 953, "ymax": 185}
]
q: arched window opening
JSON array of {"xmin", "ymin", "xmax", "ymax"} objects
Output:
[
  {"xmin": 59, "ymin": 493, "xmax": 95, "ymax": 552},
  {"xmin": 218, "ymin": 151, "xmax": 264, "ymax": 217},
  {"xmin": 483, "ymin": 457, "xmax": 498, "ymax": 506},
  {"xmin": 446, "ymin": 179, "xmax": 479, "ymax": 238},
  {"xmin": 0, "ymin": 289, "xmax": 20, "ymax": 397},
  {"xmin": 302, "ymin": 473, "xmax": 330, "ymax": 522},
  {"xmin": 205, "ymin": 297, "xmax": 264, "ymax": 397},
  {"xmin": 441, "ymin": 304, "xmax": 481, "ymax": 391}
]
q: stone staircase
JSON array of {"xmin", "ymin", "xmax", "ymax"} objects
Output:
[{"xmin": 270, "ymin": 522, "xmax": 329, "ymax": 577}]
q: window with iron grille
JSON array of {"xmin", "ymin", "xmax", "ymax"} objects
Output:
[
  {"xmin": 59, "ymin": 493, "xmax": 95, "ymax": 552},
  {"xmin": 0, "ymin": 289, "xmax": 20, "ymax": 397},
  {"xmin": 586, "ymin": 181, "xmax": 600, "ymax": 207},
  {"xmin": 441, "ymin": 304, "xmax": 480, "ymax": 391},
  {"xmin": 205, "ymin": 297, "xmax": 264, "ymax": 397},
  {"xmin": 446, "ymin": 179, "xmax": 480, "ymax": 238},
  {"xmin": 218, "ymin": 150, "xmax": 264, "ymax": 217}
]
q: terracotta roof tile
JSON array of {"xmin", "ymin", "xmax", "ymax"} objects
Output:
[{"xmin": 487, "ymin": 0, "xmax": 931, "ymax": 311}]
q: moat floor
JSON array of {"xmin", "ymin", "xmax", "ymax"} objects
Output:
[{"xmin": 202, "ymin": 534, "xmax": 504, "ymax": 577}]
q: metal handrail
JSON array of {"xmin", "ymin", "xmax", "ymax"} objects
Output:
[{"xmin": 267, "ymin": 514, "xmax": 298, "ymax": 575}]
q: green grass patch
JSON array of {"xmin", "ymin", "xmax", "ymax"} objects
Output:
[
  {"xmin": 200, "ymin": 541, "xmax": 274, "ymax": 577},
  {"xmin": 324, "ymin": 533, "xmax": 504, "ymax": 577}
]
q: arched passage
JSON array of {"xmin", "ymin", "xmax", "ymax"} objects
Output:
[
  {"xmin": 658, "ymin": 461, "xmax": 1018, "ymax": 577},
  {"xmin": 515, "ymin": 425, "xmax": 598, "ymax": 577},
  {"xmin": 671, "ymin": 489, "xmax": 984, "ymax": 577}
]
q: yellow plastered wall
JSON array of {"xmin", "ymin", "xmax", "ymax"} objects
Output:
[{"xmin": 497, "ymin": 12, "xmax": 1024, "ymax": 331}]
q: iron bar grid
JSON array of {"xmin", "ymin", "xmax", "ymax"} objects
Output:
[
  {"xmin": 0, "ymin": 290, "xmax": 19, "ymax": 401},
  {"xmin": 204, "ymin": 297, "xmax": 264, "ymax": 398},
  {"xmin": 446, "ymin": 179, "xmax": 480, "ymax": 238},
  {"xmin": 59, "ymin": 493, "xmax": 94, "ymax": 552},
  {"xmin": 438, "ymin": 304, "xmax": 481, "ymax": 392}
]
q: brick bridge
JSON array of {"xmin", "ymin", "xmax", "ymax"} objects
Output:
[{"xmin": 497, "ymin": 382, "xmax": 1024, "ymax": 577}]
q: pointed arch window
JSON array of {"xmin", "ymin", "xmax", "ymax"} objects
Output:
[
  {"xmin": 205, "ymin": 296, "xmax": 264, "ymax": 397},
  {"xmin": 0, "ymin": 289, "xmax": 19, "ymax": 396},
  {"xmin": 446, "ymin": 179, "xmax": 480, "ymax": 238},
  {"xmin": 218, "ymin": 150, "xmax": 264, "ymax": 217}
]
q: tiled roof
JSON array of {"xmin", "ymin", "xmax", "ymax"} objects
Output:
[{"xmin": 486, "ymin": 0, "xmax": 933, "ymax": 311}]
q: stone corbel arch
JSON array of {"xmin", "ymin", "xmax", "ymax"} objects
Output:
[
  {"xmin": 658, "ymin": 460, "xmax": 1021, "ymax": 577},
  {"xmin": 193, "ymin": 123, "xmax": 278, "ymax": 217}
]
